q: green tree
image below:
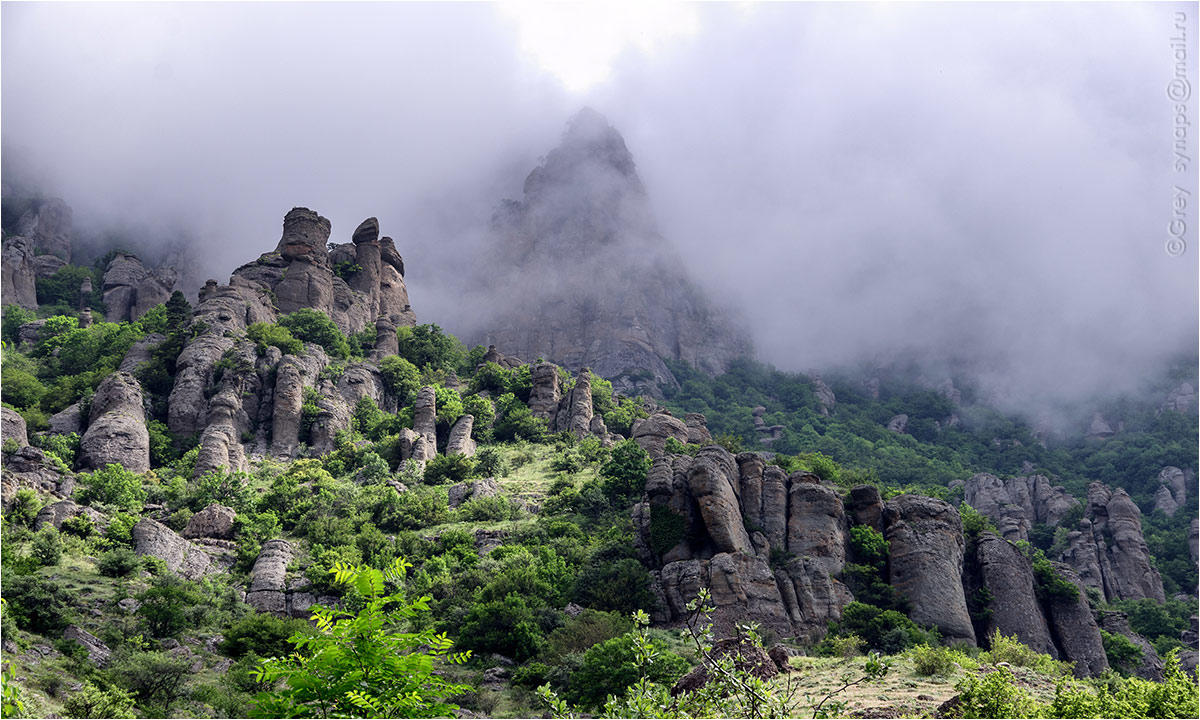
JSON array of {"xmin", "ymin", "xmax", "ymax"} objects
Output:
[
  {"xmin": 251, "ymin": 560, "xmax": 470, "ymax": 718},
  {"xmin": 600, "ymin": 440, "xmax": 652, "ymax": 498},
  {"xmin": 395, "ymin": 324, "xmax": 465, "ymax": 372},
  {"xmin": 76, "ymin": 464, "xmax": 146, "ymax": 510},
  {"xmin": 379, "ymin": 356, "xmax": 421, "ymax": 403},
  {"xmin": 279, "ymin": 309, "xmax": 350, "ymax": 359}
]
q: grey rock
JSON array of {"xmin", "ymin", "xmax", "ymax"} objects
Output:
[
  {"xmin": 886, "ymin": 414, "xmax": 909, "ymax": 433},
  {"xmin": 132, "ymin": 518, "xmax": 223, "ymax": 580},
  {"xmin": 183, "ymin": 504, "xmax": 236, "ymax": 540},
  {"xmin": 812, "ymin": 378, "xmax": 836, "ymax": 417},
  {"xmin": 884, "ymin": 495, "xmax": 976, "ymax": 644},
  {"xmin": 1099, "ymin": 611, "xmax": 1164, "ymax": 681},
  {"xmin": 1153, "ymin": 466, "xmax": 1189, "ymax": 516},
  {"xmin": 48, "ymin": 402, "xmax": 84, "ymax": 436},
  {"xmin": 246, "ymin": 539, "xmax": 294, "ymax": 615},
  {"xmin": 63, "ymin": 626, "xmax": 111, "ymax": 667},
  {"xmin": 447, "ymin": 477, "xmax": 500, "ymax": 509},
  {"xmin": 1044, "ymin": 562, "xmax": 1109, "ymax": 677},
  {"xmin": 78, "ymin": 372, "xmax": 150, "ymax": 473},
  {"xmin": 102, "ymin": 253, "xmax": 177, "ymax": 322},
  {"xmin": 684, "ymin": 413, "xmax": 712, "ymax": 445},
  {"xmin": 1, "ymin": 236, "xmax": 39, "ymax": 309},
  {"xmin": 1160, "ymin": 382, "xmax": 1197, "ymax": 414},
  {"xmin": 446, "ymin": 414, "xmax": 476, "ymax": 457},
  {"xmin": 2, "ymin": 407, "xmax": 29, "ymax": 448},
  {"xmin": 632, "ymin": 412, "xmax": 689, "ymax": 458},
  {"xmin": 413, "ymin": 387, "xmax": 438, "ymax": 457},
  {"xmin": 975, "ymin": 533, "xmax": 1058, "ymax": 658},
  {"xmin": 528, "ymin": 363, "xmax": 562, "ymax": 423}
]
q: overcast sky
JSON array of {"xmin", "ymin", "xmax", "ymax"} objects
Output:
[{"xmin": 3, "ymin": 1, "xmax": 1196, "ymax": 415}]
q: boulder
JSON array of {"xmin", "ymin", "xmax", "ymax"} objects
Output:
[
  {"xmin": 1087, "ymin": 484, "xmax": 1165, "ymax": 602},
  {"xmin": 102, "ymin": 253, "xmax": 177, "ymax": 322},
  {"xmin": 1160, "ymin": 382, "xmax": 1196, "ymax": 414},
  {"xmin": 1, "ymin": 445, "xmax": 74, "ymax": 508},
  {"xmin": 1153, "ymin": 467, "xmax": 1188, "ymax": 516},
  {"xmin": 964, "ymin": 473, "xmax": 1079, "ymax": 543},
  {"xmin": 78, "ymin": 372, "xmax": 150, "ymax": 473},
  {"xmin": 2, "ymin": 407, "xmax": 29, "ymax": 448},
  {"xmin": 63, "ymin": 626, "xmax": 111, "ymax": 667},
  {"xmin": 18, "ymin": 197, "xmax": 73, "ymax": 261},
  {"xmin": 846, "ymin": 485, "xmax": 884, "ymax": 532},
  {"xmin": 632, "ymin": 413, "xmax": 689, "ymax": 457},
  {"xmin": 687, "ymin": 447, "xmax": 753, "ymax": 555},
  {"xmin": 48, "ymin": 403, "xmax": 84, "ymax": 436},
  {"xmin": 446, "ymin": 414, "xmax": 477, "ymax": 457},
  {"xmin": 183, "ymin": 504, "xmax": 236, "ymax": 540},
  {"xmin": 447, "ymin": 477, "xmax": 500, "ymax": 509},
  {"xmin": 670, "ymin": 636, "xmax": 780, "ymax": 696},
  {"xmin": 270, "ymin": 349, "xmax": 328, "ymax": 457},
  {"xmin": 812, "ymin": 378, "xmax": 836, "ymax": 416},
  {"xmin": 132, "ymin": 518, "xmax": 221, "ymax": 580},
  {"xmin": 556, "ymin": 370, "xmax": 594, "ymax": 437},
  {"xmin": 886, "ymin": 414, "xmax": 908, "ymax": 433},
  {"xmin": 884, "ymin": 495, "xmax": 976, "ymax": 644}
]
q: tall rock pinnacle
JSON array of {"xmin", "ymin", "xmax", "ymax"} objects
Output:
[{"xmin": 475, "ymin": 109, "xmax": 750, "ymax": 393}]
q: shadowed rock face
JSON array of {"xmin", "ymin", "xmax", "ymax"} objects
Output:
[
  {"xmin": 964, "ymin": 473, "xmax": 1079, "ymax": 543},
  {"xmin": 102, "ymin": 253, "xmax": 177, "ymax": 322},
  {"xmin": 883, "ymin": 495, "xmax": 976, "ymax": 645},
  {"xmin": 975, "ymin": 533, "xmax": 1057, "ymax": 658},
  {"xmin": 1045, "ymin": 562, "xmax": 1109, "ymax": 677},
  {"xmin": 1, "ymin": 236, "xmax": 38, "ymax": 309},
  {"xmin": 473, "ymin": 109, "xmax": 750, "ymax": 394}
]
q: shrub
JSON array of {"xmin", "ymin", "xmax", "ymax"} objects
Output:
[
  {"xmin": 456, "ymin": 495, "xmax": 521, "ymax": 522},
  {"xmin": 31, "ymin": 524, "xmax": 63, "ymax": 566},
  {"xmin": 220, "ymin": 613, "xmax": 308, "ymax": 659},
  {"xmin": 951, "ymin": 665, "xmax": 1040, "ymax": 718},
  {"xmin": 246, "ymin": 322, "xmax": 303, "ymax": 356},
  {"xmin": 565, "ymin": 633, "xmax": 690, "ymax": 709},
  {"xmin": 458, "ymin": 593, "xmax": 546, "ymax": 662},
  {"xmin": 909, "ymin": 644, "xmax": 959, "ymax": 676},
  {"xmin": 3, "ymin": 575, "xmax": 77, "ymax": 634},
  {"xmin": 61, "ymin": 513, "xmax": 94, "ymax": 538},
  {"xmin": 1, "ymin": 304, "xmax": 37, "ymax": 345},
  {"xmin": 512, "ymin": 661, "xmax": 552, "ymax": 689},
  {"xmin": 572, "ymin": 557, "xmax": 656, "ymax": 617},
  {"xmin": 1100, "ymin": 629, "xmax": 1144, "ymax": 673},
  {"xmin": 424, "ymin": 453, "xmax": 475, "ymax": 485},
  {"xmin": 648, "ymin": 504, "xmax": 687, "ymax": 556},
  {"xmin": 76, "ymin": 463, "xmax": 146, "ymax": 510},
  {"xmin": 98, "ymin": 548, "xmax": 142, "ymax": 578},
  {"xmin": 983, "ymin": 629, "xmax": 1070, "ymax": 676},
  {"xmin": 599, "ymin": 439, "xmax": 651, "ymax": 498},
  {"xmin": 107, "ymin": 649, "xmax": 191, "ymax": 713},
  {"xmin": 835, "ymin": 601, "xmax": 937, "ymax": 654},
  {"xmin": 34, "ymin": 431, "xmax": 79, "ymax": 468},
  {"xmin": 5, "ymin": 488, "xmax": 42, "ymax": 527},
  {"xmin": 434, "ymin": 386, "xmax": 465, "ymax": 426},
  {"xmin": 473, "ymin": 447, "xmax": 506, "ymax": 478},
  {"xmin": 492, "ymin": 393, "xmax": 548, "ymax": 442},
  {"xmin": 278, "ymin": 308, "xmax": 349, "ymax": 359},
  {"xmin": 61, "ymin": 682, "xmax": 137, "ymax": 719},
  {"xmin": 462, "ymin": 394, "xmax": 495, "ymax": 430},
  {"xmin": 814, "ymin": 633, "xmax": 866, "ymax": 658},
  {"xmin": 379, "ymin": 355, "xmax": 421, "ymax": 403},
  {"xmin": 395, "ymin": 324, "xmax": 466, "ymax": 372},
  {"xmin": 136, "ymin": 576, "xmax": 204, "ymax": 638}
]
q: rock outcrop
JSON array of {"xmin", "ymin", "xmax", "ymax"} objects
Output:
[
  {"xmin": 1059, "ymin": 483, "xmax": 1165, "ymax": 603},
  {"xmin": 1099, "ymin": 611, "xmax": 1164, "ymax": 681},
  {"xmin": 974, "ymin": 533, "xmax": 1057, "ymax": 657},
  {"xmin": 883, "ymin": 495, "xmax": 976, "ymax": 644},
  {"xmin": 446, "ymin": 414, "xmax": 477, "ymax": 457},
  {"xmin": 1, "ymin": 236, "xmax": 38, "ymax": 309},
  {"xmin": 183, "ymin": 504, "xmax": 236, "ymax": 540},
  {"xmin": 684, "ymin": 413, "xmax": 712, "ymax": 445},
  {"xmin": 1153, "ymin": 466, "xmax": 1189, "ymax": 516},
  {"xmin": 78, "ymin": 372, "xmax": 150, "ymax": 473},
  {"xmin": 1, "ymin": 407, "xmax": 29, "ymax": 448},
  {"xmin": 638, "ymin": 445, "xmax": 852, "ymax": 642},
  {"xmin": 1, "ymin": 444, "xmax": 74, "ymax": 508},
  {"xmin": 1044, "ymin": 562, "xmax": 1109, "ymax": 677},
  {"xmin": 101, "ymin": 253, "xmax": 177, "ymax": 322},
  {"xmin": 413, "ymin": 386, "xmax": 438, "ymax": 457},
  {"xmin": 632, "ymin": 413, "xmax": 689, "ymax": 458},
  {"xmin": 132, "ymin": 518, "xmax": 233, "ymax": 580},
  {"xmin": 963, "ymin": 473, "xmax": 1080, "ymax": 542},
  {"xmin": 1160, "ymin": 382, "xmax": 1197, "ymax": 415},
  {"xmin": 473, "ymin": 109, "xmax": 750, "ymax": 394}
]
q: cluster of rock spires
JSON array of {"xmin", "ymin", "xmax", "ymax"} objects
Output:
[
  {"xmin": 472, "ymin": 108, "xmax": 751, "ymax": 395},
  {"xmin": 626, "ymin": 433, "xmax": 1195, "ymax": 678},
  {"xmin": 1, "ymin": 195, "xmax": 178, "ymax": 319}
]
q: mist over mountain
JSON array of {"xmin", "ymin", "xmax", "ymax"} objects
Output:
[{"xmin": 2, "ymin": 1, "xmax": 1196, "ymax": 421}]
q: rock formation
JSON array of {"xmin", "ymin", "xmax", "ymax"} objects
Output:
[
  {"xmin": 812, "ymin": 378, "xmax": 836, "ymax": 417},
  {"xmin": 1044, "ymin": 562, "xmax": 1110, "ymax": 677},
  {"xmin": 1099, "ymin": 611, "xmax": 1165, "ymax": 681},
  {"xmin": 637, "ymin": 445, "xmax": 852, "ymax": 642},
  {"xmin": 446, "ymin": 414, "xmax": 477, "ymax": 457},
  {"xmin": 963, "ymin": 473, "xmax": 1080, "ymax": 542},
  {"xmin": 78, "ymin": 372, "xmax": 150, "ymax": 474},
  {"xmin": 183, "ymin": 504, "xmax": 236, "ymax": 540},
  {"xmin": 1, "ymin": 444, "xmax": 75, "ymax": 508},
  {"xmin": 472, "ymin": 109, "xmax": 749, "ymax": 394},
  {"xmin": 413, "ymin": 386, "xmax": 439, "ymax": 457},
  {"xmin": 632, "ymin": 413, "xmax": 690, "ymax": 458},
  {"xmin": 1, "ymin": 407, "xmax": 29, "ymax": 448},
  {"xmin": 883, "ymin": 495, "xmax": 976, "ymax": 644},
  {"xmin": 1, "ymin": 236, "xmax": 38, "ymax": 309},
  {"xmin": 684, "ymin": 413, "xmax": 712, "ymax": 445},
  {"xmin": 1057, "ymin": 483, "xmax": 1166, "ymax": 603},
  {"xmin": 132, "ymin": 518, "xmax": 234, "ymax": 580},
  {"xmin": 1160, "ymin": 382, "xmax": 1197, "ymax": 415},
  {"xmin": 101, "ymin": 252, "xmax": 178, "ymax": 322},
  {"xmin": 974, "ymin": 532, "xmax": 1057, "ymax": 657},
  {"xmin": 245, "ymin": 539, "xmax": 331, "ymax": 618},
  {"xmin": 1152, "ymin": 466, "xmax": 1189, "ymax": 516}
]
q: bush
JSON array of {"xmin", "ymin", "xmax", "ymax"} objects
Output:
[
  {"xmin": 61, "ymin": 683, "xmax": 137, "ymax": 719},
  {"xmin": 456, "ymin": 495, "xmax": 522, "ymax": 522},
  {"xmin": 424, "ymin": 453, "xmax": 475, "ymax": 485},
  {"xmin": 246, "ymin": 322, "xmax": 303, "ymax": 356},
  {"xmin": 395, "ymin": 324, "xmax": 465, "ymax": 372},
  {"xmin": 3, "ymin": 575, "xmax": 77, "ymax": 634},
  {"xmin": 5, "ymin": 488, "xmax": 42, "ymax": 527},
  {"xmin": 107, "ymin": 649, "xmax": 191, "ymax": 713},
  {"xmin": 34, "ymin": 431, "xmax": 79, "ymax": 468},
  {"xmin": 136, "ymin": 576, "xmax": 204, "ymax": 638},
  {"xmin": 1100, "ymin": 629, "xmax": 1144, "ymax": 673},
  {"xmin": 31, "ymin": 525, "xmax": 63, "ymax": 566},
  {"xmin": 909, "ymin": 644, "xmax": 960, "ymax": 676},
  {"xmin": 565, "ymin": 633, "xmax": 690, "ymax": 709},
  {"xmin": 474, "ymin": 447, "xmax": 506, "ymax": 478},
  {"xmin": 951, "ymin": 665, "xmax": 1040, "ymax": 718},
  {"xmin": 458, "ymin": 593, "xmax": 546, "ymax": 662},
  {"xmin": 983, "ymin": 629, "xmax": 1069, "ymax": 675},
  {"xmin": 814, "ymin": 633, "xmax": 866, "ymax": 658},
  {"xmin": 1, "ymin": 304, "xmax": 37, "ymax": 345},
  {"xmin": 220, "ymin": 613, "xmax": 308, "ymax": 659},
  {"xmin": 278, "ymin": 308, "xmax": 349, "ymax": 359},
  {"xmin": 76, "ymin": 463, "xmax": 146, "ymax": 510},
  {"xmin": 462, "ymin": 394, "xmax": 495, "ymax": 430},
  {"xmin": 599, "ymin": 439, "xmax": 651, "ymax": 498},
  {"xmin": 835, "ymin": 601, "xmax": 937, "ymax": 654},
  {"xmin": 492, "ymin": 393, "xmax": 548, "ymax": 442},
  {"xmin": 572, "ymin": 557, "xmax": 656, "ymax": 617},
  {"xmin": 98, "ymin": 548, "xmax": 142, "ymax": 578},
  {"xmin": 379, "ymin": 355, "xmax": 421, "ymax": 403},
  {"xmin": 512, "ymin": 661, "xmax": 552, "ymax": 689},
  {"xmin": 546, "ymin": 609, "xmax": 633, "ymax": 659}
]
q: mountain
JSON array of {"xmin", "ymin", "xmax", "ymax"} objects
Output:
[{"xmin": 472, "ymin": 109, "xmax": 751, "ymax": 394}]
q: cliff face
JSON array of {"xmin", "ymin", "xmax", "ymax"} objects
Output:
[{"xmin": 474, "ymin": 109, "xmax": 750, "ymax": 394}]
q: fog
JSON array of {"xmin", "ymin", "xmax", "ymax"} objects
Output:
[{"xmin": 3, "ymin": 2, "xmax": 1196, "ymax": 416}]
